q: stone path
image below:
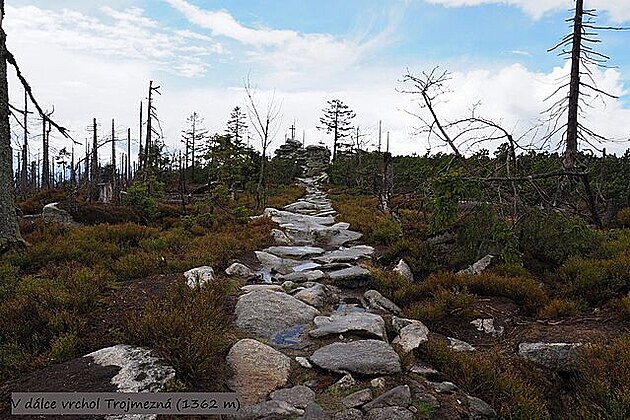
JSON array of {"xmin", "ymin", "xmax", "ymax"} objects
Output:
[
  {"xmin": 3, "ymin": 175, "xmax": 597, "ymax": 420},
  {"xmin": 224, "ymin": 175, "xmax": 498, "ymax": 419}
]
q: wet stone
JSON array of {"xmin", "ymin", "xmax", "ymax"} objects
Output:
[{"xmin": 272, "ymin": 324, "xmax": 309, "ymax": 348}]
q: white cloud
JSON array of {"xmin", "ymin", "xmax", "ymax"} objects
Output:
[
  {"xmin": 4, "ymin": 4, "xmax": 223, "ymax": 78},
  {"xmin": 164, "ymin": 0, "xmax": 399, "ymax": 77},
  {"xmin": 425, "ymin": 0, "xmax": 630, "ymax": 22},
  {"xmin": 397, "ymin": 61, "xmax": 630, "ymax": 155}
]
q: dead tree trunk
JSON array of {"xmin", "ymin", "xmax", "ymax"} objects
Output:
[
  {"xmin": 138, "ymin": 101, "xmax": 143, "ymax": 171},
  {"xmin": 127, "ymin": 127, "xmax": 131, "ymax": 182},
  {"xmin": 0, "ymin": 1, "xmax": 23, "ymax": 250},
  {"xmin": 145, "ymin": 82, "xmax": 152, "ymax": 169},
  {"xmin": 111, "ymin": 118, "xmax": 116, "ymax": 175},
  {"xmin": 20, "ymin": 89, "xmax": 28, "ymax": 196},
  {"xmin": 563, "ymin": 0, "xmax": 583, "ymax": 170},
  {"xmin": 90, "ymin": 117, "xmax": 98, "ymax": 201},
  {"xmin": 380, "ymin": 151, "xmax": 393, "ymax": 214}
]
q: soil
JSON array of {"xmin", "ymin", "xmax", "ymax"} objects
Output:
[
  {"xmin": 0, "ymin": 273, "xmax": 182, "ymax": 419},
  {"xmin": 434, "ymin": 294, "xmax": 628, "ymax": 353}
]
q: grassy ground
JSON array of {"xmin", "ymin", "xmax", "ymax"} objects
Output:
[
  {"xmin": 0, "ymin": 185, "xmax": 304, "ymax": 391},
  {"xmin": 330, "ymin": 190, "xmax": 630, "ymax": 419}
]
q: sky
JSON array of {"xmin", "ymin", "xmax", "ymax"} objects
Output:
[{"xmin": 4, "ymin": 0, "xmax": 630, "ymax": 168}]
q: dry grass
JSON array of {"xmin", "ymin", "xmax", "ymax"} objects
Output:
[
  {"xmin": 538, "ymin": 299, "xmax": 585, "ymax": 319},
  {"xmin": 329, "ymin": 193, "xmax": 402, "ymax": 245},
  {"xmin": 570, "ymin": 336, "xmax": 630, "ymax": 418},
  {"xmin": 125, "ymin": 280, "xmax": 239, "ymax": 386},
  {"xmin": 0, "ymin": 188, "xmax": 284, "ymax": 383},
  {"xmin": 419, "ymin": 339, "xmax": 552, "ymax": 419}
]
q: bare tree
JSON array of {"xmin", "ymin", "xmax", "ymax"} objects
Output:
[
  {"xmin": 181, "ymin": 111, "xmax": 208, "ymax": 188},
  {"xmin": 544, "ymin": 0, "xmax": 625, "ymax": 171},
  {"xmin": 243, "ymin": 76, "xmax": 281, "ymax": 209}
]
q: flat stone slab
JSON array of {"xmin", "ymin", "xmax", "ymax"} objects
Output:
[
  {"xmin": 284, "ymin": 201, "xmax": 331, "ymax": 213},
  {"xmin": 234, "ymin": 400, "xmax": 303, "ymax": 418},
  {"xmin": 241, "ymin": 284, "xmax": 284, "ymax": 293},
  {"xmin": 264, "ymin": 207, "xmax": 336, "ymax": 227},
  {"xmin": 310, "ymin": 340, "xmax": 401, "ymax": 375},
  {"xmin": 393, "ymin": 259, "xmax": 414, "ymax": 282},
  {"xmin": 518, "ymin": 342, "xmax": 581, "ymax": 371},
  {"xmin": 271, "ymin": 385, "xmax": 316, "ymax": 409},
  {"xmin": 309, "ymin": 312, "xmax": 387, "ymax": 341},
  {"xmin": 264, "ymin": 246, "xmax": 326, "ymax": 259},
  {"xmin": 227, "ymin": 339, "xmax": 291, "ymax": 405},
  {"xmin": 236, "ymin": 290, "xmax": 320, "ymax": 339},
  {"xmin": 279, "ymin": 270, "xmax": 327, "ymax": 284},
  {"xmin": 87, "ymin": 344, "xmax": 175, "ymax": 392},
  {"xmin": 42, "ymin": 202, "xmax": 77, "ymax": 225},
  {"xmin": 314, "ymin": 246, "xmax": 375, "ymax": 264},
  {"xmin": 271, "ymin": 228, "xmax": 292, "ymax": 245},
  {"xmin": 286, "ymin": 223, "xmax": 362, "ymax": 248},
  {"xmin": 449, "ymin": 337, "xmax": 476, "ymax": 352},
  {"xmin": 255, "ymin": 251, "xmax": 305, "ymax": 275},
  {"xmin": 342, "ymin": 389, "xmax": 373, "ymax": 408},
  {"xmin": 457, "ymin": 254, "xmax": 494, "ymax": 275},
  {"xmin": 471, "ymin": 318, "xmax": 504, "ymax": 337},
  {"xmin": 329, "ymin": 266, "xmax": 372, "ymax": 288}
]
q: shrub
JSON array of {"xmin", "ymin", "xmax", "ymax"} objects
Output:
[
  {"xmin": 16, "ymin": 189, "xmax": 68, "ymax": 215},
  {"xmin": 616, "ymin": 207, "xmax": 630, "ymax": 228},
  {"xmin": 423, "ymin": 272, "xmax": 548, "ymax": 314},
  {"xmin": 429, "ymin": 169, "xmax": 469, "ymax": 234},
  {"xmin": 571, "ymin": 336, "xmax": 630, "ymax": 419},
  {"xmin": 538, "ymin": 299, "xmax": 585, "ymax": 319},
  {"xmin": 556, "ymin": 254, "xmax": 630, "ymax": 305},
  {"xmin": 380, "ymin": 239, "xmax": 447, "ymax": 280},
  {"xmin": 456, "ymin": 206, "xmax": 522, "ymax": 265},
  {"xmin": 47, "ymin": 333, "xmax": 79, "ymax": 363},
  {"xmin": 606, "ymin": 296, "xmax": 630, "ymax": 321},
  {"xmin": 125, "ymin": 281, "xmax": 237, "ymax": 385},
  {"xmin": 112, "ymin": 251, "xmax": 162, "ymax": 281},
  {"xmin": 405, "ymin": 288, "xmax": 476, "ymax": 328},
  {"xmin": 0, "ymin": 342, "xmax": 32, "ymax": 378},
  {"xmin": 123, "ymin": 180, "xmax": 164, "ymax": 220},
  {"xmin": 419, "ymin": 340, "xmax": 551, "ymax": 419},
  {"xmin": 518, "ymin": 209, "xmax": 595, "ymax": 268},
  {"xmin": 370, "ymin": 267, "xmax": 426, "ymax": 307},
  {"xmin": 330, "ymin": 194, "xmax": 401, "ymax": 245}
]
